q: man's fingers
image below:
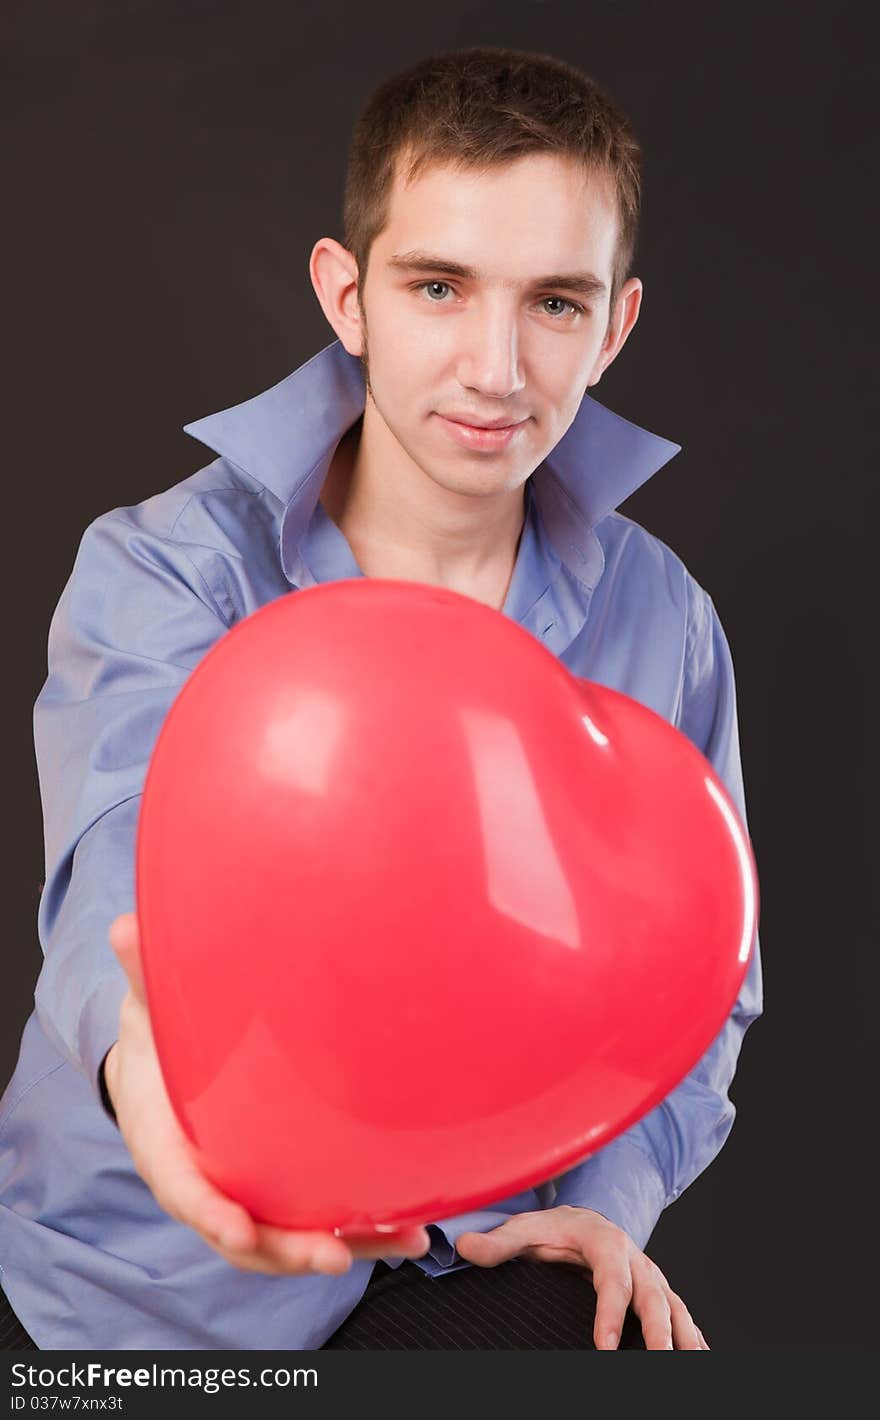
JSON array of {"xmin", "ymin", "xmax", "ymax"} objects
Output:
[
  {"xmin": 346, "ymin": 1226, "xmax": 431, "ymax": 1260},
  {"xmin": 151, "ymin": 1158, "xmax": 356, "ymax": 1277},
  {"xmin": 456, "ymin": 1213, "xmax": 546, "ymax": 1267},
  {"xmin": 668, "ymin": 1293, "xmax": 704, "ymax": 1350},
  {"xmin": 591, "ymin": 1264, "xmax": 633, "ymax": 1349},
  {"xmin": 225, "ymin": 1225, "xmax": 354, "ymax": 1276},
  {"xmin": 132, "ymin": 1126, "xmax": 366, "ymax": 1278},
  {"xmin": 629, "ymin": 1272, "xmax": 674, "ymax": 1350},
  {"xmin": 150, "ymin": 1154, "xmax": 258, "ymax": 1257},
  {"xmin": 126, "ymin": 1094, "xmax": 261, "ymax": 1260},
  {"xmin": 154, "ymin": 1152, "xmax": 429, "ymax": 1276},
  {"xmin": 454, "ymin": 1230, "xmax": 504, "ymax": 1265},
  {"xmin": 108, "ymin": 912, "xmax": 147, "ymax": 1003},
  {"xmin": 208, "ymin": 1221, "xmax": 428, "ymax": 1277}
]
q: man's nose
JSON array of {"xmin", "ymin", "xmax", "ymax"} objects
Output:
[{"xmin": 457, "ymin": 303, "xmax": 526, "ymax": 400}]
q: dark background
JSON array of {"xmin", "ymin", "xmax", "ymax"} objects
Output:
[{"xmin": 3, "ymin": 0, "xmax": 873, "ymax": 1349}]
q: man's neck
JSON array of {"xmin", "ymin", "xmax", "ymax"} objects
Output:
[{"xmin": 318, "ymin": 405, "xmax": 527, "ymax": 612}]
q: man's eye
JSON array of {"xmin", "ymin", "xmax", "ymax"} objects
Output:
[
  {"xmin": 417, "ymin": 280, "xmax": 454, "ymax": 301},
  {"xmin": 541, "ymin": 296, "xmax": 583, "ymax": 318}
]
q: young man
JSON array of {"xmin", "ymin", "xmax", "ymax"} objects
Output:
[{"xmin": 0, "ymin": 47, "xmax": 761, "ymax": 1351}]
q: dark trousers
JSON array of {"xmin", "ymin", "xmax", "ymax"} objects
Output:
[
  {"xmin": 0, "ymin": 1288, "xmax": 35, "ymax": 1350},
  {"xmin": 2, "ymin": 1262, "xmax": 647, "ymax": 1351},
  {"xmin": 322, "ymin": 1257, "xmax": 647, "ymax": 1349}
]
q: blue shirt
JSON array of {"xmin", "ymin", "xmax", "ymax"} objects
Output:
[{"xmin": 0, "ymin": 337, "xmax": 762, "ymax": 1350}]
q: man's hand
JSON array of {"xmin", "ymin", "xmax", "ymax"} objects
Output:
[
  {"xmin": 455, "ymin": 1206, "xmax": 708, "ymax": 1350},
  {"xmin": 105, "ymin": 912, "xmax": 430, "ymax": 1276}
]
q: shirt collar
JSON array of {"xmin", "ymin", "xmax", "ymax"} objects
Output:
[{"xmin": 182, "ymin": 337, "xmax": 681, "ymax": 590}]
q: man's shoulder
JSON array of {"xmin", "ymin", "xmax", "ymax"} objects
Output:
[
  {"xmin": 63, "ymin": 458, "xmax": 287, "ymax": 629},
  {"xmin": 86, "ymin": 456, "xmax": 274, "ymax": 547},
  {"xmin": 595, "ymin": 509, "xmax": 709, "ymax": 612}
]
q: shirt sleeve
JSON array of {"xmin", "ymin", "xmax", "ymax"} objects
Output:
[
  {"xmin": 551, "ymin": 579, "xmax": 764, "ymax": 1250},
  {"xmin": 32, "ymin": 510, "xmax": 232, "ymax": 1107}
]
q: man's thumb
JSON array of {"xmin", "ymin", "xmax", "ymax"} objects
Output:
[
  {"xmin": 454, "ymin": 1229, "xmax": 508, "ymax": 1266},
  {"xmin": 109, "ymin": 912, "xmax": 147, "ymax": 1003}
]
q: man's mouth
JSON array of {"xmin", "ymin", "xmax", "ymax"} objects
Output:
[{"xmin": 434, "ymin": 413, "xmax": 529, "ymax": 451}]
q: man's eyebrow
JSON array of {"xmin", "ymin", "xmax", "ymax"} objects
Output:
[{"xmin": 387, "ymin": 250, "xmax": 608, "ymax": 299}]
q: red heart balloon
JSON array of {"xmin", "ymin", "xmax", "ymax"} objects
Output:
[{"xmin": 136, "ymin": 578, "xmax": 758, "ymax": 1235}]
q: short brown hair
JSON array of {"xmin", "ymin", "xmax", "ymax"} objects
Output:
[{"xmin": 343, "ymin": 46, "xmax": 642, "ymax": 317}]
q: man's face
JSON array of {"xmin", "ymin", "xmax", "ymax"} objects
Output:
[{"xmin": 356, "ymin": 151, "xmax": 623, "ymax": 501}]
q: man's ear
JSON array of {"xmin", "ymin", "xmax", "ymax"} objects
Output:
[
  {"xmin": 309, "ymin": 237, "xmax": 365, "ymax": 357},
  {"xmin": 587, "ymin": 276, "xmax": 643, "ymax": 388}
]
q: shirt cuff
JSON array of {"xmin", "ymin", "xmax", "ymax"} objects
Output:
[{"xmin": 382, "ymin": 1207, "xmax": 523, "ymax": 1274}]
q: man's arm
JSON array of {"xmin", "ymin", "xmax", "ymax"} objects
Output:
[
  {"xmin": 32, "ymin": 511, "xmax": 231, "ymax": 1097},
  {"xmin": 550, "ymin": 578, "xmax": 764, "ymax": 1248},
  {"xmin": 31, "ymin": 506, "xmax": 430, "ymax": 1274}
]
